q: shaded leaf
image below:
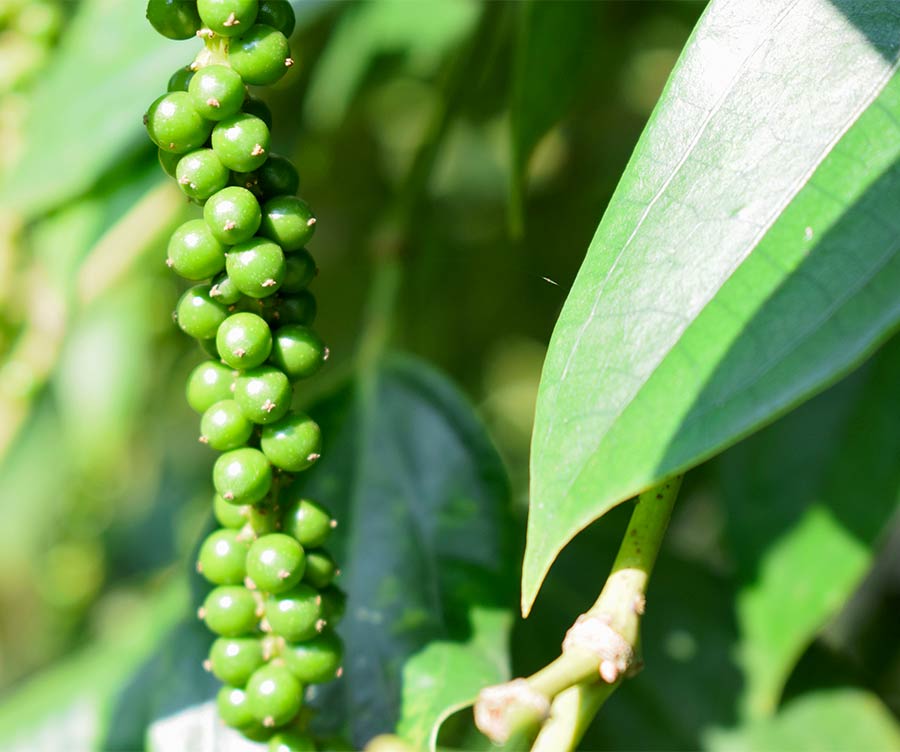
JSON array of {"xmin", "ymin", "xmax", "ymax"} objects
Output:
[
  {"xmin": 719, "ymin": 336, "xmax": 900, "ymax": 719},
  {"xmin": 290, "ymin": 354, "xmax": 514, "ymax": 746},
  {"xmin": 1, "ymin": 0, "xmax": 189, "ymax": 216},
  {"xmin": 398, "ymin": 607, "xmax": 511, "ymax": 752},
  {"xmin": 524, "ymin": 0, "xmax": 900, "ymax": 613},
  {"xmin": 508, "ymin": 0, "xmax": 599, "ymax": 231},
  {"xmin": 304, "ymin": 0, "xmax": 479, "ymax": 129},
  {"xmin": 707, "ymin": 688, "xmax": 900, "ymax": 752}
]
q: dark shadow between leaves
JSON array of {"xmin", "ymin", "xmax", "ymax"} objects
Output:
[{"xmin": 828, "ymin": 0, "xmax": 900, "ymax": 64}]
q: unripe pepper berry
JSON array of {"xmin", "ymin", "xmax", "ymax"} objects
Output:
[
  {"xmin": 234, "ymin": 365, "xmax": 292, "ymax": 425},
  {"xmin": 198, "ymin": 0, "xmax": 259, "ymax": 37},
  {"xmin": 186, "ymin": 360, "xmax": 236, "ymax": 413},
  {"xmin": 213, "ymin": 446, "xmax": 273, "ymax": 505},
  {"xmin": 167, "ymin": 65, "xmax": 195, "ymax": 92},
  {"xmin": 226, "ymin": 238, "xmax": 286, "ymax": 299},
  {"xmin": 217, "ymin": 312, "xmax": 273, "ymax": 369},
  {"xmin": 189, "ymin": 64, "xmax": 246, "ymax": 121},
  {"xmin": 175, "ymin": 285, "xmax": 229, "ymax": 340},
  {"xmin": 268, "ymin": 730, "xmax": 317, "ymax": 752},
  {"xmin": 146, "ymin": 0, "xmax": 202, "ymax": 40},
  {"xmin": 229, "ymin": 24, "xmax": 293, "ymax": 86},
  {"xmin": 256, "ymin": 0, "xmax": 295, "ymax": 37},
  {"xmin": 204, "ymin": 185, "xmax": 262, "ymax": 245},
  {"xmin": 264, "ymin": 583, "xmax": 323, "ymax": 642},
  {"xmin": 145, "ymin": 91, "xmax": 212, "ymax": 153},
  {"xmin": 167, "ymin": 218, "xmax": 227, "ymax": 279},
  {"xmin": 200, "ymin": 398, "xmax": 255, "ymax": 450},
  {"xmin": 209, "ymin": 636, "xmax": 266, "ymax": 685},
  {"xmin": 176, "ymin": 148, "xmax": 231, "ymax": 202},
  {"xmin": 217, "ymin": 685, "xmax": 256, "ymax": 729},
  {"xmin": 249, "ymin": 154, "xmax": 299, "ymax": 199},
  {"xmin": 246, "ymin": 533, "xmax": 305, "ymax": 593},
  {"xmin": 245, "ymin": 663, "xmax": 303, "ymax": 728},
  {"xmin": 259, "ymin": 196, "xmax": 316, "ymax": 251},
  {"xmin": 197, "ymin": 528, "xmax": 251, "ymax": 585},
  {"xmin": 302, "ymin": 548, "xmax": 338, "ymax": 589},
  {"xmin": 260, "ymin": 411, "xmax": 322, "ymax": 472},
  {"xmin": 280, "ymin": 250, "xmax": 317, "ymax": 293},
  {"xmin": 281, "ymin": 498, "xmax": 334, "ymax": 549},
  {"xmin": 282, "ymin": 629, "xmax": 343, "ymax": 684},
  {"xmin": 269, "ymin": 325, "xmax": 325, "ymax": 382},
  {"xmin": 212, "ymin": 113, "xmax": 271, "ymax": 173},
  {"xmin": 201, "ymin": 585, "xmax": 260, "ymax": 636}
]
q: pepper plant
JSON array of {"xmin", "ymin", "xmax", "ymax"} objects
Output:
[{"xmin": 0, "ymin": 1, "xmax": 898, "ymax": 751}]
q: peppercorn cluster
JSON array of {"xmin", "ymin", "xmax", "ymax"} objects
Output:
[{"xmin": 144, "ymin": 2, "xmax": 344, "ymax": 749}]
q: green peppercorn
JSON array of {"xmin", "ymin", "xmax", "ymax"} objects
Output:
[
  {"xmin": 243, "ymin": 95, "xmax": 273, "ymax": 129},
  {"xmin": 200, "ymin": 398, "xmax": 255, "ymax": 450},
  {"xmin": 229, "ymin": 24, "xmax": 293, "ymax": 86},
  {"xmin": 260, "ymin": 411, "xmax": 322, "ymax": 472},
  {"xmin": 281, "ymin": 250, "xmax": 317, "ymax": 293},
  {"xmin": 269, "ymin": 291, "xmax": 317, "ymax": 327},
  {"xmin": 259, "ymin": 196, "xmax": 316, "ymax": 251},
  {"xmin": 282, "ymin": 498, "xmax": 334, "ymax": 549},
  {"xmin": 217, "ymin": 312, "xmax": 273, "ymax": 369},
  {"xmin": 158, "ymin": 147, "xmax": 181, "ymax": 178},
  {"xmin": 268, "ymin": 731, "xmax": 317, "ymax": 752},
  {"xmin": 226, "ymin": 237, "xmax": 286, "ymax": 299},
  {"xmin": 245, "ymin": 663, "xmax": 303, "ymax": 728},
  {"xmin": 175, "ymin": 284, "xmax": 229, "ymax": 340},
  {"xmin": 246, "ymin": 533, "xmax": 305, "ymax": 593},
  {"xmin": 167, "ymin": 65, "xmax": 195, "ymax": 92},
  {"xmin": 256, "ymin": 0, "xmax": 295, "ymax": 37},
  {"xmin": 209, "ymin": 636, "xmax": 266, "ymax": 685},
  {"xmin": 234, "ymin": 365, "xmax": 292, "ymax": 424},
  {"xmin": 213, "ymin": 446, "xmax": 273, "ymax": 505},
  {"xmin": 320, "ymin": 585, "xmax": 346, "ymax": 625},
  {"xmin": 146, "ymin": 0, "xmax": 202, "ymax": 40},
  {"xmin": 212, "ymin": 113, "xmax": 271, "ymax": 173},
  {"xmin": 167, "ymin": 218, "xmax": 227, "ymax": 279},
  {"xmin": 186, "ymin": 360, "xmax": 236, "ymax": 413},
  {"xmin": 269, "ymin": 325, "xmax": 326, "ymax": 381},
  {"xmin": 197, "ymin": 0, "xmax": 259, "ymax": 36},
  {"xmin": 204, "ymin": 185, "xmax": 262, "ymax": 245},
  {"xmin": 282, "ymin": 629, "xmax": 343, "ymax": 684},
  {"xmin": 217, "ymin": 685, "xmax": 256, "ymax": 729},
  {"xmin": 176, "ymin": 148, "xmax": 230, "ymax": 202},
  {"xmin": 252, "ymin": 154, "xmax": 299, "ymax": 199},
  {"xmin": 189, "ymin": 64, "xmax": 246, "ymax": 121},
  {"xmin": 302, "ymin": 548, "xmax": 338, "ymax": 589},
  {"xmin": 197, "ymin": 528, "xmax": 250, "ymax": 585},
  {"xmin": 145, "ymin": 91, "xmax": 212, "ymax": 153},
  {"xmin": 210, "ymin": 272, "xmax": 244, "ymax": 305},
  {"xmin": 201, "ymin": 585, "xmax": 260, "ymax": 636},
  {"xmin": 264, "ymin": 583, "xmax": 323, "ymax": 642}
]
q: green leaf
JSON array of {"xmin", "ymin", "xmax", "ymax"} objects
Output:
[
  {"xmin": 304, "ymin": 0, "xmax": 479, "ymax": 129},
  {"xmin": 398, "ymin": 607, "xmax": 511, "ymax": 752},
  {"xmin": 707, "ymin": 689, "xmax": 900, "ymax": 752},
  {"xmin": 0, "ymin": 580, "xmax": 186, "ymax": 750},
  {"xmin": 292, "ymin": 354, "xmax": 513, "ymax": 746},
  {"xmin": 524, "ymin": 0, "xmax": 900, "ymax": 613},
  {"xmin": 720, "ymin": 336, "xmax": 900, "ymax": 719},
  {"xmin": 1, "ymin": 0, "xmax": 189, "ymax": 216},
  {"xmin": 508, "ymin": 0, "xmax": 598, "ymax": 232}
]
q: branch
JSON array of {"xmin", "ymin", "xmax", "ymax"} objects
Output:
[{"xmin": 474, "ymin": 476, "xmax": 683, "ymax": 746}]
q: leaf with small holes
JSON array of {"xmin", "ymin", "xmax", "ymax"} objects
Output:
[{"xmin": 524, "ymin": 0, "xmax": 900, "ymax": 613}]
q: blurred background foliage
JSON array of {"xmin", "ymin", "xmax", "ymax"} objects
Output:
[{"xmin": 0, "ymin": 0, "xmax": 897, "ymax": 750}]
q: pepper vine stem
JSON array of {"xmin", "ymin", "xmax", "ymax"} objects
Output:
[{"xmin": 474, "ymin": 476, "xmax": 684, "ymax": 748}]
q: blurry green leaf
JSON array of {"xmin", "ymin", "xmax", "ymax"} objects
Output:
[
  {"xmin": 0, "ymin": 580, "xmax": 186, "ymax": 751},
  {"xmin": 398, "ymin": 606, "xmax": 511, "ymax": 752},
  {"xmin": 1, "ymin": 0, "xmax": 189, "ymax": 216},
  {"xmin": 524, "ymin": 0, "xmax": 900, "ymax": 613},
  {"xmin": 508, "ymin": 0, "xmax": 598, "ymax": 232},
  {"xmin": 304, "ymin": 0, "xmax": 479, "ymax": 129},
  {"xmin": 295, "ymin": 354, "xmax": 513, "ymax": 746},
  {"xmin": 707, "ymin": 689, "xmax": 900, "ymax": 752},
  {"xmin": 720, "ymin": 337, "xmax": 900, "ymax": 719}
]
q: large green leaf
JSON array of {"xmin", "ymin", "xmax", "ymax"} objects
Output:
[
  {"xmin": 720, "ymin": 336, "xmax": 900, "ymax": 719},
  {"xmin": 523, "ymin": 0, "xmax": 900, "ymax": 613},
  {"xmin": 291, "ymin": 354, "xmax": 513, "ymax": 746}
]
